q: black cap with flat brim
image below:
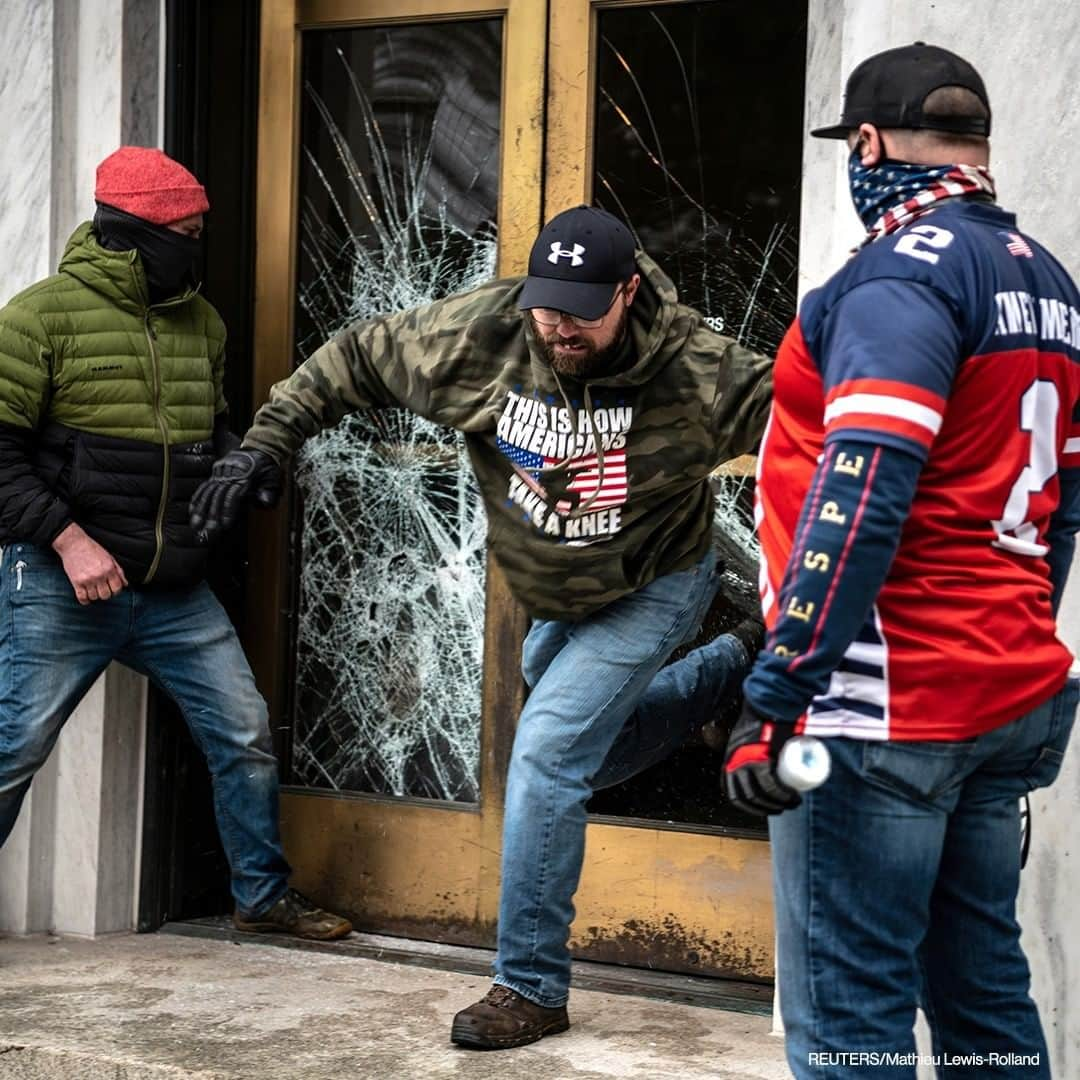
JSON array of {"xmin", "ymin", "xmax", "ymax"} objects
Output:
[
  {"xmin": 811, "ymin": 42, "xmax": 991, "ymax": 140},
  {"xmin": 519, "ymin": 205, "xmax": 636, "ymax": 321}
]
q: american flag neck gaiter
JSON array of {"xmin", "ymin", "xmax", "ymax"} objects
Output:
[{"xmin": 848, "ymin": 150, "xmax": 997, "ymax": 247}]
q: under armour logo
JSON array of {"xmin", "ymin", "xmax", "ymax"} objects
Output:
[{"xmin": 548, "ymin": 242, "xmax": 585, "ymax": 267}]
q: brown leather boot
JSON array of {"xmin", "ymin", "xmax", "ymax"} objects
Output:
[
  {"xmin": 450, "ymin": 984, "xmax": 570, "ymax": 1050},
  {"xmin": 233, "ymin": 888, "xmax": 352, "ymax": 941}
]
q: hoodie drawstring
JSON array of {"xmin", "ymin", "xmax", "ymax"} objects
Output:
[{"xmin": 537, "ymin": 370, "xmax": 607, "ymax": 520}]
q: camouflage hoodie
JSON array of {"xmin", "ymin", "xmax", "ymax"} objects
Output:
[{"xmin": 244, "ymin": 253, "xmax": 772, "ymax": 620}]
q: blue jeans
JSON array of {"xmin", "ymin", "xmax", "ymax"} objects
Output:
[
  {"xmin": 0, "ymin": 543, "xmax": 291, "ymax": 915},
  {"xmin": 494, "ymin": 549, "xmax": 751, "ymax": 1006},
  {"xmin": 771, "ymin": 677, "xmax": 1078, "ymax": 1079}
]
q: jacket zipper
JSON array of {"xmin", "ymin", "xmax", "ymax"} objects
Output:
[
  {"xmin": 15, "ymin": 560, "xmax": 26, "ymax": 591},
  {"xmin": 143, "ymin": 310, "xmax": 170, "ymax": 584}
]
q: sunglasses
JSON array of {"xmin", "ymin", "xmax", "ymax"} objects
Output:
[{"xmin": 528, "ymin": 284, "xmax": 626, "ymax": 329}]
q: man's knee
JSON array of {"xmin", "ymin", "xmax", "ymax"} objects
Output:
[
  {"xmin": 511, "ymin": 722, "xmax": 563, "ymax": 780},
  {"xmin": 510, "ymin": 712, "xmax": 609, "ymax": 800},
  {"xmin": 234, "ymin": 700, "xmax": 274, "ymax": 757},
  {"xmin": 202, "ymin": 691, "xmax": 275, "ymax": 763},
  {"xmin": 0, "ymin": 712, "xmax": 62, "ymax": 781}
]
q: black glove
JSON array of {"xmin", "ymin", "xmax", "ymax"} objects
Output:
[
  {"xmin": 189, "ymin": 447, "xmax": 283, "ymax": 543},
  {"xmin": 722, "ymin": 700, "xmax": 802, "ymax": 816}
]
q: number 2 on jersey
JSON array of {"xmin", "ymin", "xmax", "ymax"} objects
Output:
[
  {"xmin": 992, "ymin": 379, "xmax": 1059, "ymax": 557},
  {"xmin": 894, "ymin": 225, "xmax": 955, "ymax": 265}
]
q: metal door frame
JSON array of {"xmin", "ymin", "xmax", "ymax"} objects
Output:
[{"xmin": 248, "ymin": 0, "xmax": 776, "ymax": 979}]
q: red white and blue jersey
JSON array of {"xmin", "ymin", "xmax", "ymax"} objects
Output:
[{"xmin": 748, "ymin": 200, "xmax": 1080, "ymax": 741}]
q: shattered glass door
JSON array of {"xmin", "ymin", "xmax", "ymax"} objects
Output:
[
  {"xmin": 288, "ymin": 22, "xmax": 502, "ymax": 802},
  {"xmin": 585, "ymin": 0, "xmax": 807, "ymax": 827}
]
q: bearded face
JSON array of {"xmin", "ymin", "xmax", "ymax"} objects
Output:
[{"xmin": 528, "ymin": 302, "xmax": 630, "ymax": 378}]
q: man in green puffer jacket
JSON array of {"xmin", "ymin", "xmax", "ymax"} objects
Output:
[
  {"xmin": 0, "ymin": 146, "xmax": 350, "ymax": 942},
  {"xmin": 192, "ymin": 205, "xmax": 773, "ymax": 1048}
]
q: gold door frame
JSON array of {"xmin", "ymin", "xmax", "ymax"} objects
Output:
[
  {"xmin": 249, "ymin": 0, "xmax": 776, "ymax": 980},
  {"xmin": 249, "ymin": 0, "xmax": 544, "ymax": 944}
]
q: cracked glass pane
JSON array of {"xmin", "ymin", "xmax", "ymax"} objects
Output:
[
  {"xmin": 288, "ymin": 23, "xmax": 501, "ymax": 802},
  {"xmin": 585, "ymin": 0, "xmax": 808, "ymax": 827}
]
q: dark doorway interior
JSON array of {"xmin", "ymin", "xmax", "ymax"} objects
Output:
[
  {"xmin": 138, "ymin": 0, "xmax": 262, "ymax": 931},
  {"xmin": 586, "ymin": 0, "xmax": 807, "ymax": 830}
]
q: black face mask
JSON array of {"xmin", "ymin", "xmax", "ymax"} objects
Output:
[{"xmin": 93, "ymin": 203, "xmax": 202, "ymax": 300}]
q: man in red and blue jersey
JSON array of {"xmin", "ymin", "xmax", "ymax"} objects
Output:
[{"xmin": 722, "ymin": 43, "xmax": 1080, "ymax": 1078}]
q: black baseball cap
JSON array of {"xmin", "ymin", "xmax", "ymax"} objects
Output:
[
  {"xmin": 811, "ymin": 42, "xmax": 991, "ymax": 140},
  {"xmin": 518, "ymin": 205, "xmax": 636, "ymax": 321}
]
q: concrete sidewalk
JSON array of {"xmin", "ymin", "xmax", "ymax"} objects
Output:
[{"xmin": 0, "ymin": 932, "xmax": 787, "ymax": 1079}]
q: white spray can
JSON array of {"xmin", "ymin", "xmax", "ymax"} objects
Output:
[{"xmin": 777, "ymin": 735, "xmax": 831, "ymax": 792}]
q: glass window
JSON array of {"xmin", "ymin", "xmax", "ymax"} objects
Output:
[{"xmin": 288, "ymin": 22, "xmax": 502, "ymax": 802}]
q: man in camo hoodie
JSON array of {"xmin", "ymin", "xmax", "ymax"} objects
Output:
[{"xmin": 191, "ymin": 205, "xmax": 773, "ymax": 1049}]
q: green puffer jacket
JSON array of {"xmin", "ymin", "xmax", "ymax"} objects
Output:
[
  {"xmin": 245, "ymin": 252, "xmax": 773, "ymax": 621},
  {"xmin": 0, "ymin": 222, "xmax": 227, "ymax": 587}
]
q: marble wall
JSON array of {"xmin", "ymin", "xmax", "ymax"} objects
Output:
[
  {"xmin": 802, "ymin": 2, "xmax": 1080, "ymax": 1076},
  {"xmin": 0, "ymin": 0, "xmax": 55, "ymax": 290},
  {"xmin": 0, "ymin": 0, "xmax": 159, "ymax": 936}
]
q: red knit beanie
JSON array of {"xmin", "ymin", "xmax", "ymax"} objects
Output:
[{"xmin": 94, "ymin": 146, "xmax": 210, "ymax": 225}]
